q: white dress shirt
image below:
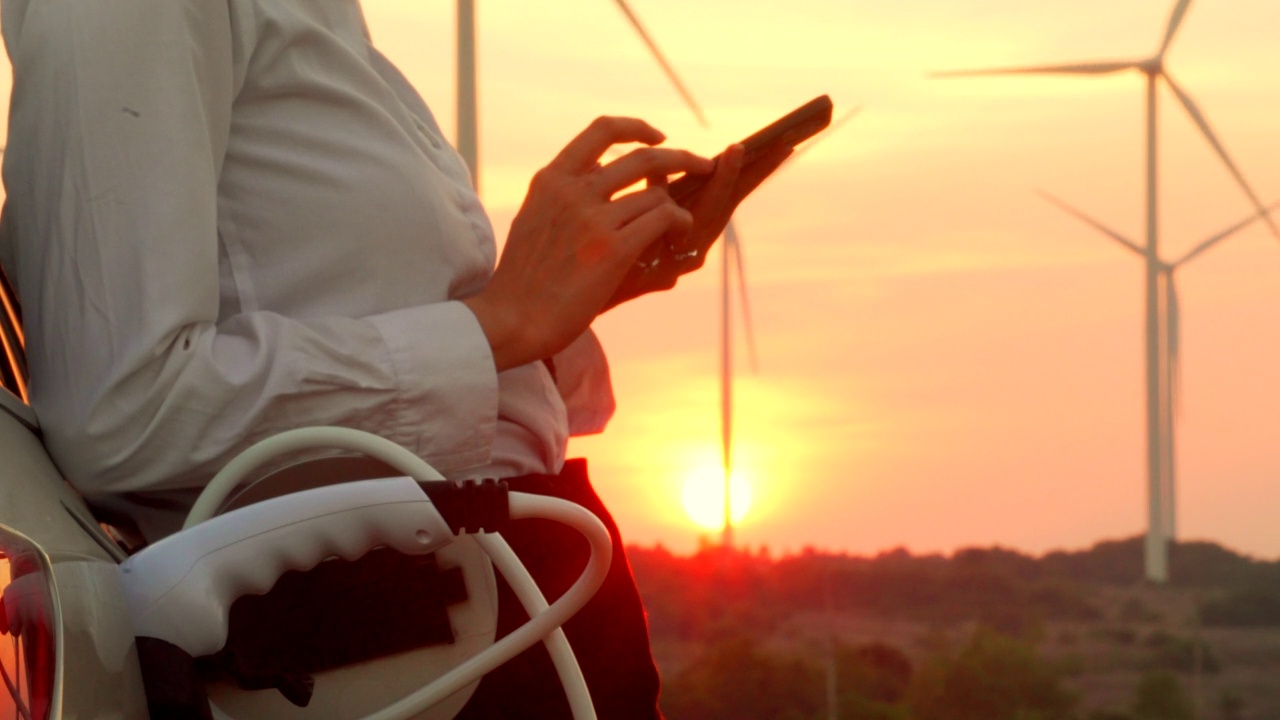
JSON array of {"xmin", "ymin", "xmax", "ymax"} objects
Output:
[{"xmin": 0, "ymin": 0, "xmax": 614, "ymax": 534}]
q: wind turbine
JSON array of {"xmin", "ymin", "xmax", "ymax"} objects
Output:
[
  {"xmin": 936, "ymin": 0, "xmax": 1279, "ymax": 583},
  {"xmin": 610, "ymin": 4, "xmax": 860, "ymax": 551},
  {"xmin": 1038, "ymin": 191, "xmax": 1280, "ymax": 560},
  {"xmin": 606, "ymin": 0, "xmax": 753, "ymax": 551},
  {"xmin": 706, "ymin": 106, "xmax": 859, "ymax": 553}
]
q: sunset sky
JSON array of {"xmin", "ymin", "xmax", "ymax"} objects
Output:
[{"xmin": 7, "ymin": 0, "xmax": 1280, "ymax": 559}]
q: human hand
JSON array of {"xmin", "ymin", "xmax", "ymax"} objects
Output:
[
  {"xmin": 463, "ymin": 117, "xmax": 713, "ymax": 372},
  {"xmin": 604, "ymin": 141, "xmax": 794, "ymax": 309}
]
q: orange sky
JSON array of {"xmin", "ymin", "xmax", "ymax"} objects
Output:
[
  {"xmin": 366, "ymin": 0, "xmax": 1280, "ymax": 560},
  {"xmin": 7, "ymin": 0, "xmax": 1280, "ymax": 559}
]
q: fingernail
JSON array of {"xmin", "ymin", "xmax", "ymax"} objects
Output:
[{"xmin": 728, "ymin": 144, "xmax": 745, "ymax": 170}]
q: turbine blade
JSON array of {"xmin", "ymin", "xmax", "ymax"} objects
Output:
[
  {"xmin": 1036, "ymin": 189, "xmax": 1144, "ymax": 257},
  {"xmin": 1164, "ymin": 73, "xmax": 1280, "ymax": 239},
  {"xmin": 1172, "ymin": 198, "xmax": 1280, "ymax": 267},
  {"xmin": 1160, "ymin": 0, "xmax": 1194, "ymax": 56},
  {"xmin": 725, "ymin": 222, "xmax": 760, "ymax": 373},
  {"xmin": 611, "ymin": 0, "xmax": 710, "ymax": 128},
  {"xmin": 932, "ymin": 60, "xmax": 1139, "ymax": 78}
]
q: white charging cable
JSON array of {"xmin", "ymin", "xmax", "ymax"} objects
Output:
[
  {"xmin": 184, "ymin": 427, "xmax": 607, "ymax": 720},
  {"xmin": 474, "ymin": 533, "xmax": 597, "ymax": 719}
]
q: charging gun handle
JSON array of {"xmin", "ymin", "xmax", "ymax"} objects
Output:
[{"xmin": 118, "ymin": 477, "xmax": 454, "ymax": 657}]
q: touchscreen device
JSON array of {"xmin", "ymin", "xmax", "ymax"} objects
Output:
[{"xmin": 667, "ymin": 94, "xmax": 833, "ymax": 203}]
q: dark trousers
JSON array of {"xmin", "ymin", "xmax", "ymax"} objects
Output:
[{"xmin": 454, "ymin": 459, "xmax": 664, "ymax": 719}]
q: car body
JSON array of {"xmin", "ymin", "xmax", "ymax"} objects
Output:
[{"xmin": 2, "ymin": 269, "xmax": 150, "ymax": 718}]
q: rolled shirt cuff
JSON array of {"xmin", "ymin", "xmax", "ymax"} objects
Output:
[{"xmin": 368, "ymin": 300, "xmax": 499, "ymax": 473}]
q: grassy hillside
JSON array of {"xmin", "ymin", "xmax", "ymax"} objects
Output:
[{"xmin": 628, "ymin": 536, "xmax": 1280, "ymax": 719}]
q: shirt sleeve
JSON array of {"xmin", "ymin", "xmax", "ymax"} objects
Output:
[
  {"xmin": 1, "ymin": 0, "xmax": 500, "ymax": 496},
  {"xmin": 551, "ymin": 329, "xmax": 616, "ymax": 437}
]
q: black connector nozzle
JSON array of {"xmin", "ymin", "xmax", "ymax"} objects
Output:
[{"xmin": 420, "ymin": 478, "xmax": 510, "ymax": 535}]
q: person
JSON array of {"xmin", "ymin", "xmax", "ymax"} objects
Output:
[{"xmin": 0, "ymin": 0, "xmax": 788, "ymax": 716}]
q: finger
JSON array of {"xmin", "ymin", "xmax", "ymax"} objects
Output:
[
  {"xmin": 678, "ymin": 143, "xmax": 745, "ymax": 253},
  {"xmin": 694, "ymin": 144, "xmax": 745, "ymax": 216},
  {"xmin": 645, "ymin": 261, "xmax": 684, "ymax": 292},
  {"xmin": 604, "ymin": 185, "xmax": 670, "ymax": 228},
  {"xmin": 616, "ymin": 201, "xmax": 694, "ymax": 262},
  {"xmin": 594, "ymin": 146, "xmax": 713, "ymax": 197},
  {"xmin": 549, "ymin": 116, "xmax": 666, "ymax": 173},
  {"xmin": 672, "ymin": 246, "xmax": 709, "ymax": 275}
]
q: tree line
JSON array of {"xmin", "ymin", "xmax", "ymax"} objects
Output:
[
  {"xmin": 628, "ymin": 535, "xmax": 1280, "ymax": 641},
  {"xmin": 627, "ymin": 535, "xmax": 1279, "ymax": 719}
]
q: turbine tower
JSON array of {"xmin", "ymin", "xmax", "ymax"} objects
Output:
[
  {"xmin": 611, "ymin": 4, "xmax": 861, "ymax": 551},
  {"xmin": 938, "ymin": 0, "xmax": 1278, "ymax": 583},
  {"xmin": 608, "ymin": 0, "xmax": 752, "ymax": 550},
  {"xmin": 456, "ymin": 0, "xmax": 479, "ymax": 189}
]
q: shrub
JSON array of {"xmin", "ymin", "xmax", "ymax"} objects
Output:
[
  {"xmin": 907, "ymin": 626, "xmax": 1077, "ymax": 720},
  {"xmin": 1131, "ymin": 671, "xmax": 1192, "ymax": 720},
  {"xmin": 1200, "ymin": 586, "xmax": 1280, "ymax": 627},
  {"xmin": 660, "ymin": 635, "xmax": 822, "ymax": 720},
  {"xmin": 1143, "ymin": 631, "xmax": 1220, "ymax": 674}
]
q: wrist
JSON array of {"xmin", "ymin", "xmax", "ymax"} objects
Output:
[{"xmin": 461, "ymin": 293, "xmax": 533, "ymax": 373}]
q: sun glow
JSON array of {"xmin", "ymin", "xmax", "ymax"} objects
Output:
[{"xmin": 681, "ymin": 464, "xmax": 753, "ymax": 531}]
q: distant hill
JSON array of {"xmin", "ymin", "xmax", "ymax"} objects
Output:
[
  {"xmin": 626, "ymin": 536, "xmax": 1280, "ymax": 640},
  {"xmin": 629, "ymin": 537, "xmax": 1280, "ymax": 720},
  {"xmin": 1041, "ymin": 537, "xmax": 1280, "ymax": 588}
]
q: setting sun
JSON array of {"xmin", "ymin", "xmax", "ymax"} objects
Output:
[{"xmin": 681, "ymin": 465, "xmax": 752, "ymax": 531}]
